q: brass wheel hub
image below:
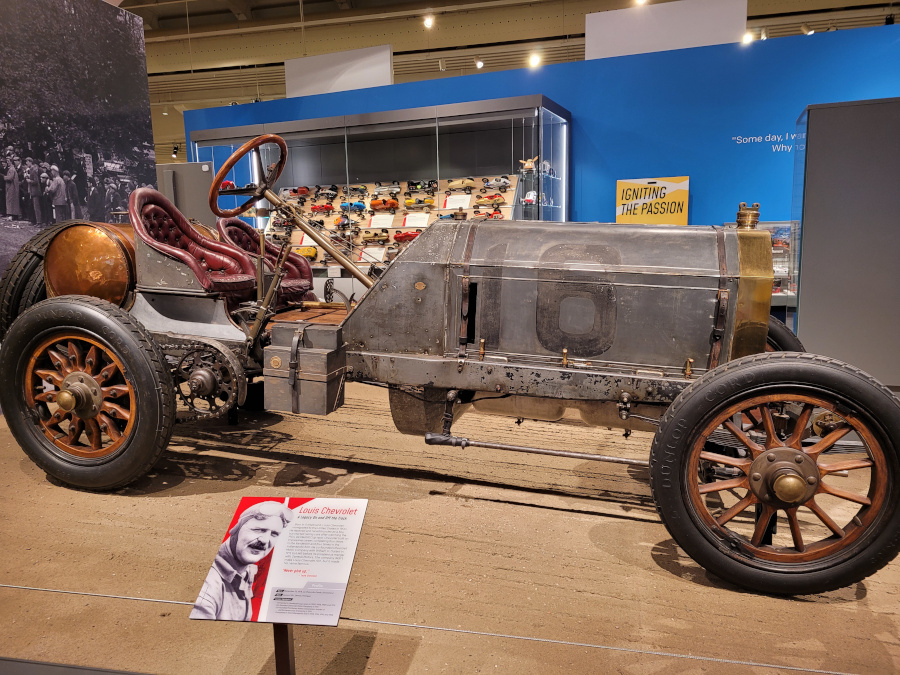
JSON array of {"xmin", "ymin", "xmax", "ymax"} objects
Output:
[
  {"xmin": 748, "ymin": 447, "xmax": 819, "ymax": 506},
  {"xmin": 59, "ymin": 372, "xmax": 103, "ymax": 419}
]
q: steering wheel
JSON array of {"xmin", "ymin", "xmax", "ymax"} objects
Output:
[{"xmin": 208, "ymin": 134, "xmax": 288, "ymax": 218}]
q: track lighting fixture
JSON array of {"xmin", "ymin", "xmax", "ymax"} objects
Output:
[
  {"xmin": 162, "ymin": 106, "xmax": 169, "ymax": 116},
  {"xmin": 171, "ymin": 145, "xmax": 178, "ymax": 159},
  {"xmin": 801, "ymin": 23, "xmax": 815, "ymax": 35},
  {"xmin": 887, "ymin": 14, "xmax": 895, "ymax": 25},
  {"xmin": 423, "ymin": 14, "xmax": 434, "ymax": 29},
  {"xmin": 760, "ymin": 27, "xmax": 768, "ymax": 40},
  {"xmin": 438, "ymin": 58, "xmax": 446, "ymax": 72},
  {"xmin": 635, "ymin": 0, "xmax": 647, "ymax": 5},
  {"xmin": 474, "ymin": 57, "xmax": 484, "ymax": 69},
  {"xmin": 742, "ymin": 31, "xmax": 754, "ymax": 44},
  {"xmin": 528, "ymin": 53, "xmax": 541, "ymax": 68}
]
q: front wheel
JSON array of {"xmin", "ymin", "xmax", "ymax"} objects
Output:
[
  {"xmin": 650, "ymin": 352, "xmax": 900, "ymax": 595},
  {"xmin": 0, "ymin": 296, "xmax": 176, "ymax": 490}
]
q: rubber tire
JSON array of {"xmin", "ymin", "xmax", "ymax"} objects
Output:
[
  {"xmin": 18, "ymin": 265, "xmax": 47, "ymax": 314},
  {"xmin": 0, "ymin": 296, "xmax": 176, "ymax": 490},
  {"xmin": 766, "ymin": 315, "xmax": 805, "ymax": 352},
  {"xmin": 0, "ymin": 222, "xmax": 70, "ymax": 340},
  {"xmin": 649, "ymin": 352, "xmax": 900, "ymax": 595}
]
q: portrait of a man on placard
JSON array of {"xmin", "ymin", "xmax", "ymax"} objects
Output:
[{"xmin": 190, "ymin": 500, "xmax": 294, "ymax": 621}]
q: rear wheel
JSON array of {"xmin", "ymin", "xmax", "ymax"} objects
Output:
[
  {"xmin": 650, "ymin": 353, "xmax": 900, "ymax": 594},
  {"xmin": 0, "ymin": 222, "xmax": 69, "ymax": 339},
  {"xmin": 766, "ymin": 316, "xmax": 805, "ymax": 352},
  {"xmin": 0, "ymin": 296, "xmax": 175, "ymax": 490}
]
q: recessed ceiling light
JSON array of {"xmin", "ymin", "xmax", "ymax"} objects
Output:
[
  {"xmin": 423, "ymin": 14, "xmax": 434, "ymax": 29},
  {"xmin": 742, "ymin": 31, "xmax": 754, "ymax": 44},
  {"xmin": 528, "ymin": 53, "xmax": 541, "ymax": 68}
]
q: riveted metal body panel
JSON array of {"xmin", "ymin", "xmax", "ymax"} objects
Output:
[{"xmin": 135, "ymin": 237, "xmax": 207, "ymax": 294}]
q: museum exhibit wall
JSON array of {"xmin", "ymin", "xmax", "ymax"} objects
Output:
[
  {"xmin": 185, "ymin": 24, "xmax": 900, "ymax": 226},
  {"xmin": 0, "ymin": 0, "xmax": 156, "ymax": 274}
]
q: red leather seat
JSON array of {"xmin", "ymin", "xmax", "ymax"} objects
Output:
[
  {"xmin": 217, "ymin": 217, "xmax": 316, "ymax": 304},
  {"xmin": 129, "ymin": 189, "xmax": 257, "ymax": 300}
]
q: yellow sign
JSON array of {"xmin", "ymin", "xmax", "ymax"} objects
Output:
[{"xmin": 616, "ymin": 176, "xmax": 689, "ymax": 225}]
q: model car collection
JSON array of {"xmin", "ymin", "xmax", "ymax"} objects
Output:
[
  {"xmin": 446, "ymin": 177, "xmax": 477, "ymax": 193},
  {"xmin": 481, "ymin": 176, "xmax": 510, "ymax": 192},
  {"xmin": 2, "ymin": 133, "xmax": 898, "ymax": 599}
]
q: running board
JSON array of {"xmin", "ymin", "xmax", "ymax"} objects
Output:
[{"xmin": 423, "ymin": 433, "xmax": 649, "ymax": 468}]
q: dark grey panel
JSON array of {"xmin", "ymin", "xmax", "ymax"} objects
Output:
[
  {"xmin": 155, "ymin": 162, "xmax": 219, "ymax": 226},
  {"xmin": 798, "ymin": 98, "xmax": 900, "ymax": 386}
]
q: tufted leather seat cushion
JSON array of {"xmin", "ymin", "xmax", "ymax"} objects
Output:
[
  {"xmin": 217, "ymin": 217, "xmax": 316, "ymax": 303},
  {"xmin": 129, "ymin": 188, "xmax": 257, "ymax": 298}
]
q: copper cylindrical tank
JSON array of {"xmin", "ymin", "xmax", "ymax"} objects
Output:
[{"xmin": 44, "ymin": 222, "xmax": 136, "ymax": 308}]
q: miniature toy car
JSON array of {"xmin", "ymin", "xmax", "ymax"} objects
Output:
[
  {"xmin": 446, "ymin": 177, "xmax": 477, "ymax": 194},
  {"xmin": 333, "ymin": 215, "xmax": 353, "ymax": 229},
  {"xmin": 361, "ymin": 229, "xmax": 390, "ymax": 245},
  {"xmin": 340, "ymin": 201, "xmax": 367, "ymax": 214},
  {"xmin": 292, "ymin": 186, "xmax": 310, "ymax": 196},
  {"xmin": 369, "ymin": 198, "xmax": 399, "ymax": 214},
  {"xmin": 373, "ymin": 182, "xmax": 401, "ymax": 197},
  {"xmin": 404, "ymin": 197, "xmax": 433, "ymax": 212},
  {"xmin": 523, "ymin": 191, "xmax": 537, "ymax": 205},
  {"xmin": 314, "ymin": 185, "xmax": 339, "ymax": 201},
  {"xmin": 475, "ymin": 194, "xmax": 506, "ymax": 207},
  {"xmin": 481, "ymin": 176, "xmax": 510, "ymax": 193},
  {"xmin": 473, "ymin": 208, "xmax": 504, "ymax": 220},
  {"xmin": 220, "ymin": 180, "xmax": 236, "ymax": 190},
  {"xmin": 405, "ymin": 179, "xmax": 438, "ymax": 196},
  {"xmin": 295, "ymin": 246, "xmax": 318, "ymax": 261},
  {"xmin": 311, "ymin": 203, "xmax": 334, "ymax": 214},
  {"xmin": 344, "ymin": 185, "xmax": 368, "ymax": 196},
  {"xmin": 4, "ymin": 135, "xmax": 899, "ymax": 598},
  {"xmin": 392, "ymin": 229, "xmax": 422, "ymax": 243},
  {"xmin": 519, "ymin": 156, "xmax": 539, "ymax": 172}
]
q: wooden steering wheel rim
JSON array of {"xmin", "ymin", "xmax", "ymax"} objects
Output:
[{"xmin": 208, "ymin": 134, "xmax": 288, "ymax": 218}]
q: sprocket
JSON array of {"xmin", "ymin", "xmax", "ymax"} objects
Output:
[{"xmin": 165, "ymin": 338, "xmax": 247, "ymax": 423}]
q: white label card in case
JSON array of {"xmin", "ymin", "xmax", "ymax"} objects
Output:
[
  {"xmin": 356, "ymin": 246, "xmax": 387, "ymax": 263},
  {"xmin": 370, "ymin": 213, "xmax": 394, "ymax": 228},
  {"xmin": 403, "ymin": 212, "xmax": 430, "ymax": 228},
  {"xmin": 443, "ymin": 194, "xmax": 470, "ymax": 210},
  {"xmin": 327, "ymin": 266, "xmax": 342, "ymax": 277}
]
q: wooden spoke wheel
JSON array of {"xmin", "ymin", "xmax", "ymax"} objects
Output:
[
  {"xmin": 0, "ymin": 297, "xmax": 175, "ymax": 490},
  {"xmin": 650, "ymin": 353, "xmax": 900, "ymax": 595},
  {"xmin": 25, "ymin": 334, "xmax": 136, "ymax": 460}
]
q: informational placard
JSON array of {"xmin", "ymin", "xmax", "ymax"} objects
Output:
[
  {"xmin": 443, "ymin": 194, "xmax": 471, "ymax": 210},
  {"xmin": 356, "ymin": 246, "xmax": 387, "ymax": 263},
  {"xmin": 190, "ymin": 497, "xmax": 367, "ymax": 625},
  {"xmin": 403, "ymin": 212, "xmax": 430, "ymax": 228},
  {"xmin": 616, "ymin": 176, "xmax": 689, "ymax": 225},
  {"xmin": 369, "ymin": 213, "xmax": 395, "ymax": 228}
]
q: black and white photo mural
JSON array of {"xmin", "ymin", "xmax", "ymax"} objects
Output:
[{"xmin": 0, "ymin": 0, "xmax": 155, "ymax": 273}]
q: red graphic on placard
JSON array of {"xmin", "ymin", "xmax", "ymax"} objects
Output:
[{"xmin": 220, "ymin": 497, "xmax": 315, "ymax": 620}]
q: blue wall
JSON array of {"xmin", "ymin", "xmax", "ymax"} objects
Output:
[{"xmin": 185, "ymin": 26, "xmax": 900, "ymax": 224}]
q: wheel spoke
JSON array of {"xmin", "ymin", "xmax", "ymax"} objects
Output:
[
  {"xmin": 786, "ymin": 403, "xmax": 815, "ymax": 449},
  {"xmin": 34, "ymin": 369, "xmax": 64, "ymax": 387},
  {"xmin": 101, "ymin": 400, "xmax": 131, "ymax": 421},
  {"xmin": 759, "ymin": 405, "xmax": 779, "ymax": 449},
  {"xmin": 97, "ymin": 413, "xmax": 122, "ymax": 441},
  {"xmin": 750, "ymin": 504, "xmax": 777, "ymax": 547},
  {"xmin": 819, "ymin": 458, "xmax": 873, "ymax": 474},
  {"xmin": 698, "ymin": 476, "xmax": 747, "ymax": 495},
  {"xmin": 66, "ymin": 418, "xmax": 85, "ymax": 445},
  {"xmin": 786, "ymin": 508, "xmax": 805, "ymax": 552},
  {"xmin": 47, "ymin": 348, "xmax": 73, "ymax": 375},
  {"xmin": 806, "ymin": 499, "xmax": 845, "ymax": 538},
  {"xmin": 805, "ymin": 426, "xmax": 853, "ymax": 460},
  {"xmin": 101, "ymin": 385, "xmax": 130, "ymax": 399},
  {"xmin": 723, "ymin": 420, "xmax": 764, "ymax": 457},
  {"xmin": 817, "ymin": 481, "xmax": 872, "ymax": 506},
  {"xmin": 34, "ymin": 391, "xmax": 58, "ymax": 403},
  {"xmin": 96, "ymin": 362, "xmax": 118, "ymax": 385},
  {"xmin": 84, "ymin": 346, "xmax": 99, "ymax": 376},
  {"xmin": 716, "ymin": 493, "xmax": 756, "ymax": 526},
  {"xmin": 85, "ymin": 418, "xmax": 103, "ymax": 451},
  {"xmin": 67, "ymin": 341, "xmax": 84, "ymax": 371},
  {"xmin": 699, "ymin": 450, "xmax": 752, "ymax": 471}
]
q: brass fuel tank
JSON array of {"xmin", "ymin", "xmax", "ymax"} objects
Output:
[{"xmin": 44, "ymin": 222, "xmax": 136, "ymax": 308}]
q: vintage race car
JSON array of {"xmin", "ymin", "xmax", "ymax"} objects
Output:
[
  {"xmin": 360, "ymin": 229, "xmax": 391, "ymax": 245},
  {"xmin": 446, "ymin": 177, "xmax": 477, "ymax": 194},
  {"xmin": 340, "ymin": 201, "xmax": 367, "ymax": 214},
  {"xmin": 369, "ymin": 198, "xmax": 400, "ymax": 214},
  {"xmin": 344, "ymin": 185, "xmax": 368, "ymax": 197},
  {"xmin": 481, "ymin": 176, "xmax": 510, "ymax": 192},
  {"xmin": 2, "ymin": 133, "xmax": 899, "ymax": 597},
  {"xmin": 373, "ymin": 182, "xmax": 402, "ymax": 197},
  {"xmin": 393, "ymin": 229, "xmax": 422, "ymax": 242},
  {"xmin": 475, "ymin": 194, "xmax": 506, "ymax": 207},
  {"xmin": 523, "ymin": 190, "xmax": 537, "ymax": 205},
  {"xmin": 311, "ymin": 203, "xmax": 334, "ymax": 214},
  {"xmin": 405, "ymin": 179, "xmax": 438, "ymax": 197},
  {"xmin": 404, "ymin": 197, "xmax": 433, "ymax": 212},
  {"xmin": 314, "ymin": 185, "xmax": 339, "ymax": 201}
]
